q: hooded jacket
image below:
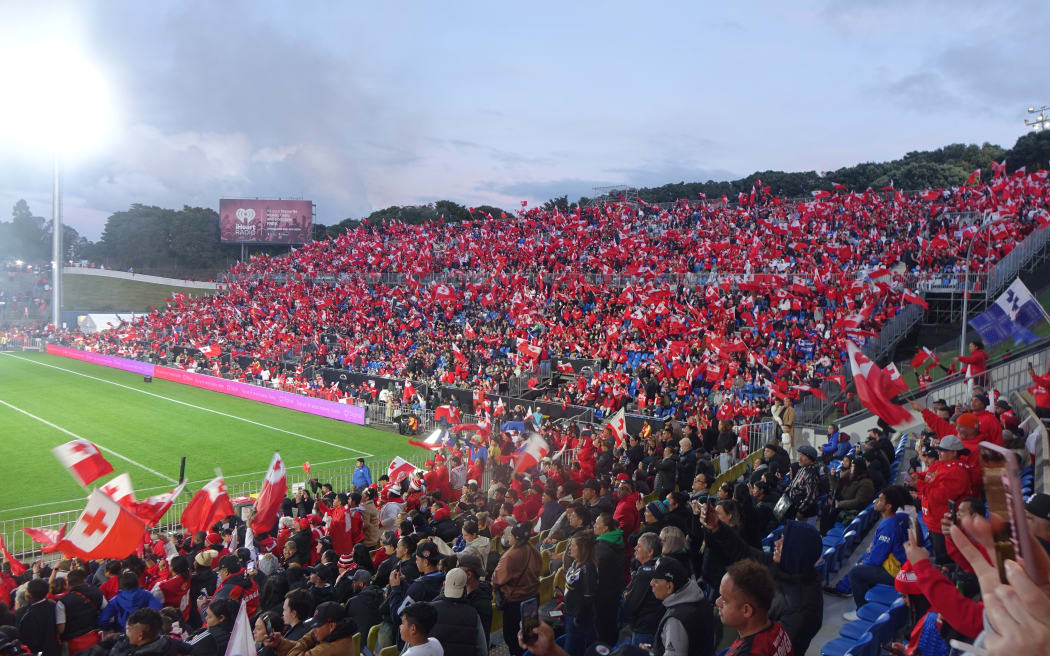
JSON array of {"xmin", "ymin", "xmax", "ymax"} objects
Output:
[
  {"xmin": 274, "ymin": 618, "xmax": 359, "ymax": 656},
  {"xmin": 595, "ymin": 528, "xmax": 627, "ymax": 596},
  {"xmin": 614, "ymin": 492, "xmax": 641, "ymax": 537},
  {"xmin": 708, "ymin": 519, "xmax": 823, "ymax": 655},
  {"xmin": 654, "ymin": 578, "xmax": 714, "ymax": 656},
  {"xmin": 98, "ymin": 588, "xmax": 162, "ymax": 631}
]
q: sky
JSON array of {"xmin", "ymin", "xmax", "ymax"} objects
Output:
[{"xmin": 0, "ymin": 0, "xmax": 1048, "ymax": 240}]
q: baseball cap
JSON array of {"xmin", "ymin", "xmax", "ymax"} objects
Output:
[
  {"xmin": 1026, "ymin": 493, "xmax": 1050, "ymax": 521},
  {"xmin": 955, "ymin": 413, "xmax": 980, "ymax": 429},
  {"xmin": 312, "ymin": 563, "xmax": 337, "ymax": 584},
  {"xmin": 415, "ymin": 541, "xmax": 443, "ymax": 564},
  {"xmin": 382, "ymin": 531, "xmax": 399, "ymax": 547},
  {"xmin": 218, "ymin": 555, "xmax": 242, "ymax": 573},
  {"xmin": 312, "ymin": 601, "xmax": 346, "ymax": 624},
  {"xmin": 797, "ymin": 445, "xmax": 818, "ymax": 460},
  {"xmin": 351, "ymin": 569, "xmax": 373, "ymax": 584},
  {"xmin": 652, "ymin": 557, "xmax": 690, "ymax": 589},
  {"xmin": 936, "ymin": 435, "xmax": 965, "ymax": 451},
  {"xmin": 972, "ymin": 393, "xmax": 990, "ymax": 407},
  {"xmin": 456, "ymin": 552, "xmax": 484, "ymax": 578},
  {"xmin": 443, "ymin": 568, "xmax": 468, "ymax": 599}
]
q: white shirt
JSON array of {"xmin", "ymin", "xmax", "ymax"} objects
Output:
[{"xmin": 402, "ymin": 637, "xmax": 444, "ymax": 655}]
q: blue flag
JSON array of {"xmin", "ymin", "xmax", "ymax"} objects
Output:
[{"xmin": 969, "ymin": 304, "xmax": 1014, "ymax": 348}]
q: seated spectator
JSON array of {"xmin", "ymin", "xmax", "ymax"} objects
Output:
[
  {"xmin": 398, "ymin": 602, "xmax": 443, "ymax": 656},
  {"xmin": 716, "ymin": 560, "xmax": 794, "ymax": 656},
  {"xmin": 266, "ymin": 601, "xmax": 358, "ymax": 656},
  {"xmin": 842, "ymin": 486, "xmax": 909, "ymax": 620}
]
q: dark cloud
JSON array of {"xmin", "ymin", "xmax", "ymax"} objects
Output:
[{"xmin": 884, "ymin": 72, "xmax": 961, "ymax": 112}]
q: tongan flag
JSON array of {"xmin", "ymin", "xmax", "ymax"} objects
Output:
[
  {"xmin": 53, "ymin": 490, "xmax": 148, "ymax": 560},
  {"xmin": 902, "ymin": 289, "xmax": 929, "ymax": 310},
  {"xmin": 249, "ymin": 453, "xmax": 287, "ymax": 535},
  {"xmin": 847, "ymin": 342, "xmax": 915, "ymax": 428},
  {"xmin": 603, "ymin": 407, "xmax": 629, "ymax": 447},
  {"xmin": 23, "ymin": 525, "xmax": 66, "ymax": 553},
  {"xmin": 132, "ymin": 480, "xmax": 187, "ymax": 527},
  {"xmin": 0, "ymin": 535, "xmax": 26, "ymax": 576},
  {"xmin": 181, "ymin": 475, "xmax": 234, "ymax": 535},
  {"xmin": 514, "ymin": 433, "xmax": 550, "ymax": 474},
  {"xmin": 387, "ymin": 456, "xmax": 417, "ymax": 484},
  {"xmin": 909, "ymin": 347, "xmax": 938, "ymax": 370},
  {"xmin": 99, "ymin": 473, "xmax": 136, "ymax": 507},
  {"xmin": 52, "ymin": 440, "xmax": 114, "ymax": 487},
  {"xmin": 884, "ymin": 363, "xmax": 910, "ymax": 395}
]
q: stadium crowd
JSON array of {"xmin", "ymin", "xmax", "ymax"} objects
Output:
[
  {"xmin": 61, "ymin": 172, "xmax": 1050, "ymax": 431},
  {"xmin": 2, "ymin": 379, "xmax": 1049, "ymax": 656}
]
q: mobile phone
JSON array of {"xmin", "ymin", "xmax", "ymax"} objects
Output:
[
  {"xmin": 947, "ymin": 499, "xmax": 957, "ymax": 525},
  {"xmin": 520, "ymin": 597, "xmax": 539, "ymax": 643},
  {"xmin": 909, "ymin": 514, "xmax": 919, "ymax": 540},
  {"xmin": 548, "ymin": 609, "xmax": 563, "ymax": 618},
  {"xmin": 979, "ymin": 441, "xmax": 1034, "ymax": 582},
  {"xmin": 263, "ymin": 615, "xmax": 274, "ymax": 636}
]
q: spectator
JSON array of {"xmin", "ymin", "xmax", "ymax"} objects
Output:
[
  {"xmin": 428, "ymin": 568, "xmax": 487, "ymax": 656},
  {"xmin": 843, "ymin": 486, "xmax": 909, "ymax": 620},
  {"xmin": 60, "ymin": 569, "xmax": 102, "ymax": 655},
  {"xmin": 253, "ymin": 611, "xmax": 284, "ymax": 656},
  {"xmin": 101, "ymin": 607, "xmax": 191, "ymax": 656},
  {"xmin": 716, "ymin": 560, "xmax": 794, "ymax": 656},
  {"xmin": 491, "ymin": 523, "xmax": 541, "ymax": 656},
  {"xmin": 562, "ymin": 531, "xmax": 598, "ymax": 656},
  {"xmin": 266, "ymin": 601, "xmax": 358, "ymax": 656},
  {"xmin": 785, "ymin": 445, "xmax": 823, "ymax": 526},
  {"xmin": 459, "ymin": 520, "xmax": 491, "ymax": 563},
  {"xmin": 398, "ymin": 602, "xmax": 443, "ymax": 656},
  {"xmin": 186, "ymin": 597, "xmax": 237, "ymax": 656},
  {"xmin": 913, "ymin": 435, "xmax": 972, "ymax": 565},
  {"xmin": 15, "ymin": 579, "xmax": 60, "ymax": 656},
  {"xmin": 454, "ymin": 552, "xmax": 493, "ymax": 640},
  {"xmin": 99, "ymin": 571, "xmax": 162, "ymax": 632},
  {"xmin": 387, "ymin": 541, "xmax": 445, "ymax": 627},
  {"xmin": 593, "ymin": 513, "xmax": 626, "ymax": 644},
  {"xmin": 351, "ymin": 458, "xmax": 372, "ymax": 491},
  {"xmin": 343, "ymin": 570, "xmax": 382, "ymax": 637},
  {"xmin": 649, "ymin": 557, "xmax": 714, "ymax": 656},
  {"xmin": 622, "ymin": 532, "xmax": 664, "ymax": 646},
  {"xmin": 281, "ymin": 589, "xmax": 315, "ymax": 642}
]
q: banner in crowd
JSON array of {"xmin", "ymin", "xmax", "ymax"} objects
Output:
[{"xmin": 45, "ymin": 345, "xmax": 365, "ymax": 425}]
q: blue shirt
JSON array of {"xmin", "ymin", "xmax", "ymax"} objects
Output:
[
  {"xmin": 352, "ymin": 465, "xmax": 372, "ymax": 489},
  {"xmin": 863, "ymin": 513, "xmax": 908, "ymax": 568}
]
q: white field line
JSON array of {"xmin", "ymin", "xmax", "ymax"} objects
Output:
[
  {"xmin": 0, "ymin": 397, "xmax": 178, "ymax": 484},
  {"xmin": 1, "ymin": 352, "xmax": 373, "ymax": 458},
  {"xmin": 0, "ymin": 456, "xmax": 360, "ymax": 515}
]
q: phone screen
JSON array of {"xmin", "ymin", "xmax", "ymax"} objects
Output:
[
  {"xmin": 520, "ymin": 597, "xmax": 539, "ymax": 642},
  {"xmin": 979, "ymin": 441, "xmax": 1034, "ymax": 582},
  {"xmin": 263, "ymin": 615, "xmax": 273, "ymax": 636}
]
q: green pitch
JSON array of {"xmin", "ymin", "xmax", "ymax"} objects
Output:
[{"xmin": 0, "ymin": 351, "xmax": 427, "ymax": 526}]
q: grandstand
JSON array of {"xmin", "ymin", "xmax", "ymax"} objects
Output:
[{"xmin": 3, "ymin": 170, "xmax": 1050, "ymax": 655}]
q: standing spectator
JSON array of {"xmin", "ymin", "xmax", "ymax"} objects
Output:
[
  {"xmin": 676, "ymin": 438, "xmax": 698, "ymax": 493},
  {"xmin": 593, "ymin": 513, "xmax": 626, "ymax": 645},
  {"xmin": 562, "ymin": 531, "xmax": 598, "ymax": 656},
  {"xmin": 428, "ymin": 568, "xmax": 487, "ymax": 656},
  {"xmin": 60, "ymin": 569, "xmax": 102, "ymax": 655},
  {"xmin": 912, "ymin": 436, "xmax": 972, "ymax": 565},
  {"xmin": 649, "ymin": 557, "xmax": 714, "ymax": 656},
  {"xmin": 387, "ymin": 542, "xmax": 445, "ymax": 626},
  {"xmin": 785, "ymin": 446, "xmax": 822, "ymax": 526},
  {"xmin": 16, "ymin": 579, "xmax": 61, "ymax": 656},
  {"xmin": 842, "ymin": 486, "xmax": 909, "ymax": 620},
  {"xmin": 352, "ymin": 458, "xmax": 372, "ymax": 491},
  {"xmin": 621, "ymin": 532, "xmax": 667, "ymax": 646},
  {"xmin": 491, "ymin": 523, "xmax": 541, "ymax": 656},
  {"xmin": 360, "ymin": 488, "xmax": 381, "ymax": 548},
  {"xmin": 613, "ymin": 480, "xmax": 641, "ymax": 538},
  {"xmin": 957, "ymin": 340, "xmax": 988, "ymax": 387},
  {"xmin": 716, "ymin": 560, "xmax": 794, "ymax": 656},
  {"xmin": 653, "ymin": 447, "xmax": 677, "ymax": 500}
]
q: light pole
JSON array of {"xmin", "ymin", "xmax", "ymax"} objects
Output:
[
  {"xmin": 1026, "ymin": 105, "xmax": 1050, "ymax": 132},
  {"xmin": 959, "ymin": 221, "xmax": 993, "ymax": 357},
  {"xmin": 52, "ymin": 152, "xmax": 61, "ymax": 328}
]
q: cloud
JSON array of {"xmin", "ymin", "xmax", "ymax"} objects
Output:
[{"xmin": 884, "ymin": 72, "xmax": 961, "ymax": 112}]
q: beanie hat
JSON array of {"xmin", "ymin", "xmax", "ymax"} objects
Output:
[{"xmin": 646, "ymin": 501, "xmax": 668, "ymax": 521}]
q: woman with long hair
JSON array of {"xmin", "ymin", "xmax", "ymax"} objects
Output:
[{"xmin": 563, "ymin": 531, "xmax": 598, "ymax": 656}]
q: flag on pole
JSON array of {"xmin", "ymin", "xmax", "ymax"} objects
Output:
[
  {"xmin": 181, "ymin": 475, "xmax": 234, "ymax": 535},
  {"xmin": 99, "ymin": 473, "xmax": 136, "ymax": 507},
  {"xmin": 250, "ymin": 453, "xmax": 287, "ymax": 534},
  {"xmin": 52, "ymin": 490, "xmax": 148, "ymax": 560},
  {"xmin": 514, "ymin": 433, "xmax": 550, "ymax": 473},
  {"xmin": 970, "ymin": 277, "xmax": 1049, "ymax": 348},
  {"xmin": 909, "ymin": 347, "xmax": 939, "ymax": 370},
  {"xmin": 52, "ymin": 440, "xmax": 114, "ymax": 486},
  {"xmin": 387, "ymin": 456, "xmax": 417, "ymax": 484},
  {"xmin": 132, "ymin": 480, "xmax": 187, "ymax": 527},
  {"xmin": 223, "ymin": 600, "xmax": 254, "ymax": 656},
  {"xmin": 0, "ymin": 535, "xmax": 26, "ymax": 576}
]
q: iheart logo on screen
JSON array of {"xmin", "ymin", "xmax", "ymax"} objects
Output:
[{"xmin": 235, "ymin": 208, "xmax": 256, "ymax": 224}]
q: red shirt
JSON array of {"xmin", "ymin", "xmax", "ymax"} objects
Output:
[{"xmin": 725, "ymin": 621, "xmax": 794, "ymax": 656}]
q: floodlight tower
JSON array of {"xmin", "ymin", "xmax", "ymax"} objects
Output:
[{"xmin": 1025, "ymin": 105, "xmax": 1050, "ymax": 132}]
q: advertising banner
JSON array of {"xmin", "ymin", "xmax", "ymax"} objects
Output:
[
  {"xmin": 219, "ymin": 199, "xmax": 313, "ymax": 244},
  {"xmin": 45, "ymin": 345, "xmax": 365, "ymax": 425}
]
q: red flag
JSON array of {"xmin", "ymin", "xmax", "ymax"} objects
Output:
[
  {"xmin": 451, "ymin": 343, "xmax": 468, "ymax": 364},
  {"xmin": 23, "ymin": 525, "xmax": 67, "ymax": 554},
  {"xmin": 52, "ymin": 439, "xmax": 114, "ymax": 486},
  {"xmin": 52, "ymin": 490, "xmax": 148, "ymax": 560},
  {"xmin": 514, "ymin": 434, "xmax": 550, "ymax": 473},
  {"xmin": 250, "ymin": 453, "xmax": 287, "ymax": 534},
  {"xmin": 811, "ymin": 190, "xmax": 832, "ymax": 200},
  {"xmin": 847, "ymin": 342, "xmax": 914, "ymax": 427},
  {"xmin": 199, "ymin": 344, "xmax": 221, "ymax": 358},
  {"xmin": 99, "ymin": 473, "xmax": 136, "ymax": 507},
  {"xmin": 181, "ymin": 475, "xmax": 234, "ymax": 535},
  {"xmin": 131, "ymin": 480, "xmax": 187, "ymax": 527},
  {"xmin": 0, "ymin": 535, "xmax": 26, "ymax": 576},
  {"xmin": 902, "ymin": 289, "xmax": 929, "ymax": 310},
  {"xmin": 516, "ymin": 338, "xmax": 543, "ymax": 360},
  {"xmin": 921, "ymin": 189, "xmax": 941, "ymax": 202},
  {"xmin": 387, "ymin": 456, "xmax": 418, "ymax": 483},
  {"xmin": 303, "ymin": 461, "xmax": 311, "ymax": 474},
  {"xmin": 556, "ymin": 361, "xmax": 574, "ymax": 374},
  {"xmin": 885, "ymin": 363, "xmax": 910, "ymax": 395},
  {"xmin": 790, "ymin": 385, "xmax": 826, "ymax": 401},
  {"xmin": 909, "ymin": 347, "xmax": 938, "ymax": 370},
  {"xmin": 463, "ymin": 322, "xmax": 477, "ymax": 339},
  {"xmin": 831, "ymin": 182, "xmax": 847, "ymax": 191},
  {"xmin": 825, "ymin": 374, "xmax": 846, "ymax": 392},
  {"xmin": 603, "ymin": 408, "xmax": 628, "ymax": 447},
  {"xmin": 965, "ymin": 169, "xmax": 981, "ymax": 185}
]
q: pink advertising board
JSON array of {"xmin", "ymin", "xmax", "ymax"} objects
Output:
[{"xmin": 45, "ymin": 344, "xmax": 365, "ymax": 425}]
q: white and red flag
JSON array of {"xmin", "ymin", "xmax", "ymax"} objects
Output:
[
  {"xmin": 451, "ymin": 343, "xmax": 468, "ymax": 364},
  {"xmin": 790, "ymin": 384, "xmax": 826, "ymax": 401},
  {"xmin": 603, "ymin": 407, "xmax": 629, "ymax": 447},
  {"xmin": 52, "ymin": 490, "xmax": 147, "ymax": 560},
  {"xmin": 52, "ymin": 439, "xmax": 114, "ymax": 487},
  {"xmin": 387, "ymin": 456, "xmax": 418, "ymax": 484},
  {"xmin": 132, "ymin": 480, "xmax": 187, "ymax": 527},
  {"xmin": 884, "ymin": 363, "xmax": 911, "ymax": 395},
  {"xmin": 514, "ymin": 433, "xmax": 550, "ymax": 474},
  {"xmin": 23, "ymin": 525, "xmax": 66, "ymax": 553},
  {"xmin": 0, "ymin": 535, "xmax": 26, "ymax": 575},
  {"xmin": 463, "ymin": 322, "xmax": 477, "ymax": 339},
  {"xmin": 99, "ymin": 473, "xmax": 136, "ymax": 507},
  {"xmin": 847, "ymin": 342, "xmax": 915, "ymax": 428},
  {"xmin": 516, "ymin": 338, "xmax": 543, "ymax": 360},
  {"xmin": 250, "ymin": 453, "xmax": 287, "ymax": 534},
  {"xmin": 902, "ymin": 289, "xmax": 929, "ymax": 310},
  {"xmin": 181, "ymin": 475, "xmax": 234, "ymax": 535},
  {"xmin": 556, "ymin": 361, "xmax": 574, "ymax": 374},
  {"xmin": 199, "ymin": 344, "xmax": 221, "ymax": 358},
  {"xmin": 909, "ymin": 346, "xmax": 939, "ymax": 370}
]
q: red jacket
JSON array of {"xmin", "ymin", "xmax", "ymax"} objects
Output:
[
  {"xmin": 911, "ymin": 558, "xmax": 983, "ymax": 639},
  {"xmin": 915, "ymin": 459, "xmax": 971, "ymax": 534},
  {"xmin": 958, "ymin": 349, "xmax": 988, "ymax": 376},
  {"xmin": 614, "ymin": 492, "xmax": 640, "ymax": 537},
  {"xmin": 1030, "ymin": 369, "xmax": 1050, "ymax": 409},
  {"xmin": 151, "ymin": 574, "xmax": 191, "ymax": 619}
]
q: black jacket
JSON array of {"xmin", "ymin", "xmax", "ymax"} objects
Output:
[
  {"xmin": 464, "ymin": 581, "xmax": 493, "ymax": 635},
  {"xmin": 430, "ymin": 595, "xmax": 486, "ymax": 656},
  {"xmin": 676, "ymin": 449, "xmax": 698, "ymax": 490},
  {"xmin": 17, "ymin": 600, "xmax": 61, "ymax": 656},
  {"xmin": 60, "ymin": 586, "xmax": 102, "ymax": 640},
  {"xmin": 187, "ymin": 623, "xmax": 232, "ymax": 656},
  {"xmin": 102, "ymin": 635, "xmax": 193, "ymax": 656},
  {"xmin": 563, "ymin": 561, "xmax": 597, "ymax": 623},
  {"xmin": 622, "ymin": 560, "xmax": 664, "ymax": 634},
  {"xmin": 387, "ymin": 570, "xmax": 443, "ymax": 624},
  {"xmin": 344, "ymin": 584, "xmax": 384, "ymax": 634}
]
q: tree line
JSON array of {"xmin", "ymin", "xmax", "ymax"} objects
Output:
[{"xmin": 3, "ymin": 131, "xmax": 1048, "ymax": 278}]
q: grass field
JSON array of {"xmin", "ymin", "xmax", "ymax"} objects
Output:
[
  {"xmin": 63, "ymin": 275, "xmax": 215, "ymax": 311},
  {"xmin": 0, "ymin": 351, "xmax": 426, "ymax": 523}
]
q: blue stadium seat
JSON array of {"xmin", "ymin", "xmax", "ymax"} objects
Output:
[
  {"xmin": 856, "ymin": 601, "xmax": 890, "ymax": 622},
  {"xmin": 822, "ymin": 630, "xmax": 876, "ymax": 656},
  {"xmin": 822, "ymin": 547, "xmax": 838, "ymax": 581},
  {"xmin": 887, "ymin": 597, "xmax": 909, "ymax": 634}
]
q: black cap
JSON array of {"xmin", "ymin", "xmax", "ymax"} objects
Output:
[
  {"xmin": 652, "ymin": 557, "xmax": 690, "ymax": 590},
  {"xmin": 312, "ymin": 601, "xmax": 346, "ymax": 624},
  {"xmin": 218, "ymin": 555, "xmax": 242, "ymax": 573},
  {"xmin": 312, "ymin": 563, "xmax": 337, "ymax": 584},
  {"xmin": 415, "ymin": 541, "xmax": 443, "ymax": 563},
  {"xmin": 382, "ymin": 531, "xmax": 399, "ymax": 547},
  {"xmin": 1026, "ymin": 493, "xmax": 1050, "ymax": 522},
  {"xmin": 583, "ymin": 478, "xmax": 601, "ymax": 492}
]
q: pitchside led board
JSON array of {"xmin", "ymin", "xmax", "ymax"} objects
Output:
[{"xmin": 219, "ymin": 198, "xmax": 313, "ymax": 244}]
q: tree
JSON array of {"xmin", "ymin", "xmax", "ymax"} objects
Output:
[
  {"xmin": 1005, "ymin": 131, "xmax": 1050, "ymax": 174},
  {"xmin": 5, "ymin": 199, "xmax": 50, "ymax": 262}
]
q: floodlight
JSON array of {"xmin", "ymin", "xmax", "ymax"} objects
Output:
[{"xmin": 1030, "ymin": 107, "xmax": 1037, "ymax": 113}]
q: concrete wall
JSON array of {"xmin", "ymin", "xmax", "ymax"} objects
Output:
[{"xmin": 63, "ymin": 267, "xmax": 218, "ymax": 290}]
